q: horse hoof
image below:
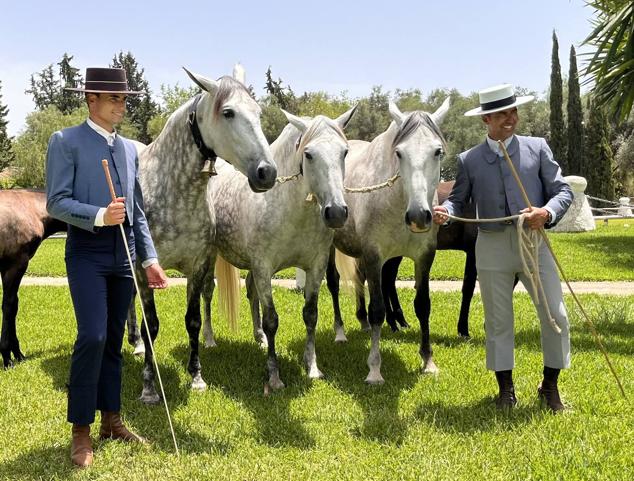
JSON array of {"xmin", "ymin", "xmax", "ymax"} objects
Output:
[
  {"xmin": 307, "ymin": 367, "xmax": 324, "ymax": 379},
  {"xmin": 139, "ymin": 389, "xmax": 161, "ymax": 405},
  {"xmin": 387, "ymin": 322, "xmax": 399, "ymax": 333},
  {"xmin": 204, "ymin": 338, "xmax": 217, "ymax": 348},
  {"xmin": 268, "ymin": 377, "xmax": 285, "ymax": 391},
  {"xmin": 258, "ymin": 339, "xmax": 269, "ymax": 349},
  {"xmin": 191, "ymin": 375, "xmax": 208, "ymax": 391},
  {"xmin": 458, "ymin": 332, "xmax": 471, "ymax": 339},
  {"xmin": 334, "ymin": 332, "xmax": 348, "ymax": 343},
  {"xmin": 360, "ymin": 322, "xmax": 371, "ymax": 332},
  {"xmin": 365, "ymin": 371, "xmax": 385, "ymax": 385},
  {"xmin": 133, "ymin": 341, "xmax": 146, "ymax": 356},
  {"xmin": 422, "ymin": 360, "xmax": 439, "ymax": 374}
]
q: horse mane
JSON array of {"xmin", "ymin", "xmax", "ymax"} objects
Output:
[
  {"xmin": 296, "ymin": 116, "xmax": 347, "ymax": 159},
  {"xmin": 391, "ymin": 111, "xmax": 447, "ymax": 150},
  {"xmin": 212, "ymin": 76, "xmax": 252, "ymax": 117}
]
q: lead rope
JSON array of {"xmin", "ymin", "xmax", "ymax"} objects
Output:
[{"xmin": 101, "ymin": 160, "xmax": 181, "ymax": 455}]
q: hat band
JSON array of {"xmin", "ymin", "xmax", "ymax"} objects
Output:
[
  {"xmin": 84, "ymin": 81, "xmax": 130, "ymax": 91},
  {"xmin": 481, "ymin": 95, "xmax": 516, "ymax": 111}
]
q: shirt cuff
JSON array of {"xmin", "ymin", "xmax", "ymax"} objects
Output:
[
  {"xmin": 141, "ymin": 258, "xmax": 158, "ymax": 269},
  {"xmin": 544, "ymin": 206, "xmax": 556, "ymax": 224},
  {"xmin": 94, "ymin": 208, "xmax": 106, "ymax": 227}
]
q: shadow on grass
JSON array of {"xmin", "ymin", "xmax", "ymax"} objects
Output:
[
  {"xmin": 560, "ymin": 234, "xmax": 634, "ymax": 272},
  {"xmin": 172, "ymin": 338, "xmax": 316, "ymax": 450}
]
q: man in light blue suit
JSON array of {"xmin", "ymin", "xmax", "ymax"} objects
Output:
[
  {"xmin": 46, "ymin": 67, "xmax": 168, "ymax": 467},
  {"xmin": 434, "ymin": 84, "xmax": 573, "ymax": 412}
]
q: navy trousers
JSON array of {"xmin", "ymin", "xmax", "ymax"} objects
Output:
[{"xmin": 65, "ymin": 224, "xmax": 135, "ymax": 425}]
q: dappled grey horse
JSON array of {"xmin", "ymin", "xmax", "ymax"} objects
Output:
[
  {"xmin": 132, "ymin": 68, "xmax": 277, "ymax": 403},
  {"xmin": 204, "ymin": 108, "xmax": 356, "ymax": 390},
  {"xmin": 333, "ymin": 99, "xmax": 450, "ymax": 384}
]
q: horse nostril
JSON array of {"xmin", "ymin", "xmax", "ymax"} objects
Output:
[
  {"xmin": 324, "ymin": 206, "xmax": 332, "ymax": 220},
  {"xmin": 343, "ymin": 205, "xmax": 348, "ymax": 217},
  {"xmin": 425, "ymin": 210, "xmax": 432, "ymax": 224},
  {"xmin": 404, "ymin": 211, "xmax": 411, "ymax": 225},
  {"xmin": 257, "ymin": 165, "xmax": 268, "ymax": 180}
]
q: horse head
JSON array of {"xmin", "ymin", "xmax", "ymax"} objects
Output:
[
  {"xmin": 388, "ymin": 98, "xmax": 450, "ymax": 233},
  {"xmin": 183, "ymin": 68, "xmax": 277, "ymax": 192},
  {"xmin": 282, "ymin": 106, "xmax": 357, "ymax": 229}
]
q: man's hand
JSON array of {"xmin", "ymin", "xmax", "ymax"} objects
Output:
[
  {"xmin": 145, "ymin": 263, "xmax": 168, "ymax": 289},
  {"xmin": 520, "ymin": 207, "xmax": 549, "ymax": 230},
  {"xmin": 433, "ymin": 205, "xmax": 449, "ymax": 225},
  {"xmin": 104, "ymin": 197, "xmax": 126, "ymax": 225}
]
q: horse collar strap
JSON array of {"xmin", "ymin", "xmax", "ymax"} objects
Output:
[{"xmin": 188, "ymin": 94, "xmax": 217, "ymax": 176}]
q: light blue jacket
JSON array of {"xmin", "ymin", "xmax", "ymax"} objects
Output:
[
  {"xmin": 443, "ymin": 135, "xmax": 572, "ymax": 231},
  {"xmin": 45, "ymin": 122, "xmax": 157, "ymax": 261}
]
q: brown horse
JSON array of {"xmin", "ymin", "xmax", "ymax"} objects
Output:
[
  {"xmin": 325, "ymin": 180, "xmax": 478, "ymax": 339},
  {"xmin": 0, "ymin": 189, "xmax": 66, "ymax": 367}
]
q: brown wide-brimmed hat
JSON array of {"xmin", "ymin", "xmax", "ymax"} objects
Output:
[{"xmin": 65, "ymin": 67, "xmax": 143, "ymax": 95}]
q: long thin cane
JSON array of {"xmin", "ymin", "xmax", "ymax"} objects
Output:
[
  {"xmin": 101, "ymin": 159, "xmax": 181, "ymax": 454},
  {"xmin": 498, "ymin": 141, "xmax": 626, "ymax": 399}
]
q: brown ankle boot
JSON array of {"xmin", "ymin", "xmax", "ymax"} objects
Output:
[
  {"xmin": 100, "ymin": 411, "xmax": 147, "ymax": 443},
  {"xmin": 70, "ymin": 424, "xmax": 93, "ymax": 468},
  {"xmin": 538, "ymin": 366, "xmax": 565, "ymax": 413},
  {"xmin": 494, "ymin": 370, "xmax": 517, "ymax": 410}
]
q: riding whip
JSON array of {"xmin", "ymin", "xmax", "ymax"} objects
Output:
[
  {"xmin": 497, "ymin": 141, "xmax": 626, "ymax": 399},
  {"xmin": 101, "ymin": 159, "xmax": 181, "ymax": 454}
]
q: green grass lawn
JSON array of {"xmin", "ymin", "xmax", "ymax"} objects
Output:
[
  {"xmin": 26, "ymin": 220, "xmax": 634, "ymax": 281},
  {"xmin": 0, "ymin": 285, "xmax": 632, "ymax": 480}
]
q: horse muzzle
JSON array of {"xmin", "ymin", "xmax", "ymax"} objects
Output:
[
  {"xmin": 248, "ymin": 160, "xmax": 277, "ymax": 193},
  {"xmin": 322, "ymin": 203, "xmax": 348, "ymax": 229},
  {"xmin": 405, "ymin": 208, "xmax": 432, "ymax": 233}
]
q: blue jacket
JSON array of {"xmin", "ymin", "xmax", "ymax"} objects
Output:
[
  {"xmin": 443, "ymin": 135, "xmax": 572, "ymax": 231},
  {"xmin": 46, "ymin": 121, "xmax": 157, "ymax": 262}
]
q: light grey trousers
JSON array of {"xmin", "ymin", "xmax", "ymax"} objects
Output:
[{"xmin": 476, "ymin": 225, "xmax": 571, "ymax": 371}]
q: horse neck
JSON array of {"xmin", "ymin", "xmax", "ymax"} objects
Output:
[{"xmin": 365, "ymin": 123, "xmax": 400, "ymax": 181}]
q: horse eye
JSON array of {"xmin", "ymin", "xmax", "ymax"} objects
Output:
[
  {"xmin": 435, "ymin": 148, "xmax": 444, "ymax": 158},
  {"xmin": 305, "ymin": 151, "xmax": 313, "ymax": 160},
  {"xmin": 395, "ymin": 150, "xmax": 402, "ymax": 159},
  {"xmin": 222, "ymin": 109, "xmax": 235, "ymax": 119},
  {"xmin": 343, "ymin": 149, "xmax": 349, "ymax": 158}
]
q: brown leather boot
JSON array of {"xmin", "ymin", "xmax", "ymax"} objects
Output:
[
  {"xmin": 538, "ymin": 366, "xmax": 566, "ymax": 413},
  {"xmin": 494, "ymin": 370, "xmax": 517, "ymax": 410},
  {"xmin": 70, "ymin": 424, "xmax": 93, "ymax": 468},
  {"xmin": 100, "ymin": 411, "xmax": 148, "ymax": 443}
]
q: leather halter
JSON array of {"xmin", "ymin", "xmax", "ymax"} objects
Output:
[{"xmin": 187, "ymin": 94, "xmax": 217, "ymax": 176}]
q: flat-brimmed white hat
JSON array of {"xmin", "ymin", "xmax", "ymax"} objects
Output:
[{"xmin": 464, "ymin": 84, "xmax": 534, "ymax": 117}]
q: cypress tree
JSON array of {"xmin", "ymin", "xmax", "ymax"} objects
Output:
[
  {"xmin": 584, "ymin": 98, "xmax": 615, "ymax": 200},
  {"xmin": 549, "ymin": 31, "xmax": 567, "ymax": 170},
  {"xmin": 567, "ymin": 45, "xmax": 584, "ymax": 174},
  {"xmin": 0, "ymin": 80, "xmax": 15, "ymax": 173}
]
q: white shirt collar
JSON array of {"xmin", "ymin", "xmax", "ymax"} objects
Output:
[
  {"xmin": 87, "ymin": 118, "xmax": 117, "ymax": 146},
  {"xmin": 486, "ymin": 135, "xmax": 514, "ymax": 156}
]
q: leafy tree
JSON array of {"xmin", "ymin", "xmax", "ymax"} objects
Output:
[
  {"xmin": 25, "ymin": 53, "xmax": 83, "ymax": 113},
  {"xmin": 583, "ymin": 0, "xmax": 634, "ymax": 123},
  {"xmin": 0, "ymin": 80, "xmax": 15, "ymax": 175},
  {"xmin": 111, "ymin": 51, "xmax": 158, "ymax": 144},
  {"xmin": 550, "ymin": 30, "xmax": 567, "ymax": 169},
  {"xmin": 345, "ymin": 86, "xmax": 391, "ymax": 142},
  {"xmin": 147, "ymin": 83, "xmax": 199, "ymax": 140},
  {"xmin": 583, "ymin": 98, "xmax": 615, "ymax": 200},
  {"xmin": 567, "ymin": 45, "xmax": 584, "ymax": 174}
]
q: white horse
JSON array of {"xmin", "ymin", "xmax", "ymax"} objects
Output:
[
  {"xmin": 203, "ymin": 107, "xmax": 356, "ymax": 390},
  {"xmin": 133, "ymin": 68, "xmax": 277, "ymax": 403},
  {"xmin": 334, "ymin": 99, "xmax": 450, "ymax": 384}
]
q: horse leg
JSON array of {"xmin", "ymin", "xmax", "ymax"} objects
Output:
[
  {"xmin": 252, "ymin": 270, "xmax": 283, "ymax": 390},
  {"xmin": 1, "ymin": 258, "xmax": 29, "ymax": 368},
  {"xmin": 185, "ymin": 261, "xmax": 210, "ymax": 390},
  {"xmin": 457, "ymin": 248, "xmax": 476, "ymax": 338},
  {"xmin": 303, "ymin": 267, "xmax": 325, "ymax": 379},
  {"xmin": 201, "ymin": 267, "xmax": 217, "ymax": 348},
  {"xmin": 415, "ymin": 249, "xmax": 438, "ymax": 374},
  {"xmin": 136, "ymin": 270, "xmax": 161, "ymax": 405},
  {"xmin": 246, "ymin": 271, "xmax": 267, "ymax": 348},
  {"xmin": 126, "ymin": 290, "xmax": 145, "ymax": 355},
  {"xmin": 364, "ymin": 254, "xmax": 386, "ymax": 384},
  {"xmin": 355, "ymin": 258, "xmax": 370, "ymax": 331},
  {"xmin": 326, "ymin": 246, "xmax": 347, "ymax": 342},
  {"xmin": 382, "ymin": 257, "xmax": 409, "ymax": 331}
]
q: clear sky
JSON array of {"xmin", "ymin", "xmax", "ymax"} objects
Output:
[{"xmin": 1, "ymin": 0, "xmax": 595, "ymax": 136}]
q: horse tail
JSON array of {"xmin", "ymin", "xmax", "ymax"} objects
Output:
[
  {"xmin": 334, "ymin": 249, "xmax": 364, "ymax": 297},
  {"xmin": 215, "ymin": 256, "xmax": 240, "ymax": 332}
]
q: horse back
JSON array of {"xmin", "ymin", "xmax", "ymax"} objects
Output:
[{"xmin": 436, "ymin": 181, "xmax": 477, "ymax": 252}]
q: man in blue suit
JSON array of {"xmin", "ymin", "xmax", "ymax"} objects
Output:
[
  {"xmin": 434, "ymin": 84, "xmax": 573, "ymax": 412},
  {"xmin": 46, "ymin": 67, "xmax": 168, "ymax": 467}
]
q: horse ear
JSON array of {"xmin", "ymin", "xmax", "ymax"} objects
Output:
[
  {"xmin": 281, "ymin": 109, "xmax": 309, "ymax": 133},
  {"xmin": 388, "ymin": 101, "xmax": 405, "ymax": 126},
  {"xmin": 335, "ymin": 104, "xmax": 358, "ymax": 130},
  {"xmin": 431, "ymin": 97, "xmax": 451, "ymax": 126},
  {"xmin": 182, "ymin": 67, "xmax": 218, "ymax": 95},
  {"xmin": 232, "ymin": 63, "xmax": 246, "ymax": 85}
]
